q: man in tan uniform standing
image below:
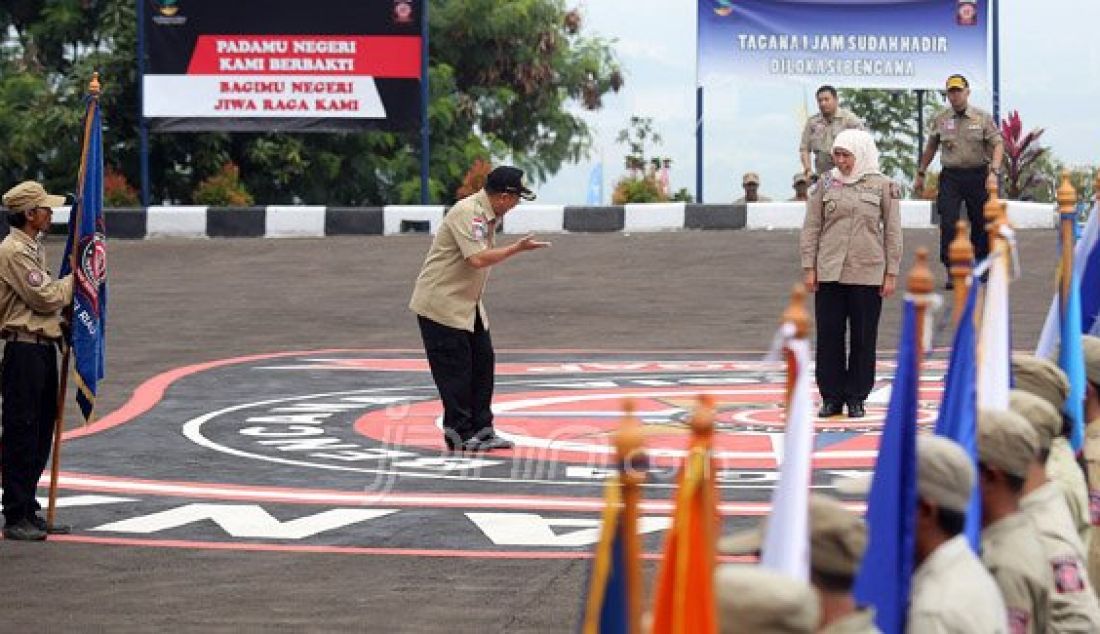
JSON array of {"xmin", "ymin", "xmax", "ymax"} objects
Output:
[
  {"xmin": 909, "ymin": 435, "xmax": 1008, "ymax": 632},
  {"xmin": 1010, "ymin": 389, "xmax": 1100, "ymax": 627},
  {"xmin": 719, "ymin": 494, "xmax": 879, "ymax": 633},
  {"xmin": 1081, "ymin": 335, "xmax": 1100, "ymax": 598},
  {"xmin": 733, "ymin": 172, "xmax": 771, "ymax": 204},
  {"xmin": 410, "ymin": 166, "xmax": 548, "ymax": 453},
  {"xmin": 977, "ymin": 409, "xmax": 1053, "ymax": 634},
  {"xmin": 1, "ymin": 181, "xmax": 73, "ymax": 541},
  {"xmin": 914, "ymin": 74, "xmax": 1003, "ymax": 286},
  {"xmin": 799, "ymin": 85, "xmax": 864, "ymax": 180}
]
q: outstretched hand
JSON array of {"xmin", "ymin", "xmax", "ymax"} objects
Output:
[{"xmin": 515, "ymin": 234, "xmax": 551, "ymax": 252}]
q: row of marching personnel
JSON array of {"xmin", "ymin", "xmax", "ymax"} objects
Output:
[{"xmin": 581, "ymin": 171, "xmax": 1100, "ymax": 633}]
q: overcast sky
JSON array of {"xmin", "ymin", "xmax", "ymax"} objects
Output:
[{"xmin": 535, "ymin": 0, "xmax": 1100, "ymax": 204}]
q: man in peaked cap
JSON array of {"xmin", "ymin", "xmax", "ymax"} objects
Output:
[
  {"xmin": 410, "ymin": 165, "xmax": 549, "ymax": 453},
  {"xmin": 734, "ymin": 172, "xmax": 771, "ymax": 204},
  {"xmin": 789, "ymin": 172, "xmax": 810, "ymax": 202},
  {"xmin": 1081, "ymin": 335, "xmax": 1100, "ymax": 598},
  {"xmin": 1010, "ymin": 390, "xmax": 1100, "ymax": 627},
  {"xmin": 1012, "ymin": 352, "xmax": 1091, "ymax": 545},
  {"xmin": 719, "ymin": 494, "xmax": 878, "ymax": 633},
  {"xmin": 0, "ymin": 180, "xmax": 73, "ymax": 541},
  {"xmin": 976, "ymin": 409, "xmax": 1053, "ymax": 633},
  {"xmin": 908, "ymin": 434, "xmax": 1008, "ymax": 632},
  {"xmin": 715, "ymin": 565, "xmax": 819, "ymax": 634}
]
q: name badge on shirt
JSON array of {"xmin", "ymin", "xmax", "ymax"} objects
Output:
[
  {"xmin": 472, "ymin": 217, "xmax": 488, "ymax": 241},
  {"xmin": 943, "ymin": 119, "xmax": 956, "ymax": 132}
]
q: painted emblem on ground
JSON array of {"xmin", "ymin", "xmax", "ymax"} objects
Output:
[{"xmin": 29, "ymin": 350, "xmax": 947, "ymax": 557}]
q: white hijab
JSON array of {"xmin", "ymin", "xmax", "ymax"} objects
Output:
[{"xmin": 830, "ymin": 129, "xmax": 882, "ymax": 185}]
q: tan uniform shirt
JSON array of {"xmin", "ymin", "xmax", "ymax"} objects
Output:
[
  {"xmin": 928, "ymin": 105, "xmax": 1002, "ymax": 169},
  {"xmin": 800, "ymin": 173, "xmax": 902, "ymax": 287},
  {"xmin": 1020, "ymin": 481, "xmax": 1100, "ymax": 630},
  {"xmin": 733, "ymin": 195, "xmax": 772, "ymax": 204},
  {"xmin": 0, "ymin": 228, "xmax": 72, "ymax": 339},
  {"xmin": 1048, "ymin": 437, "xmax": 1092, "ymax": 547},
  {"xmin": 908, "ymin": 535, "xmax": 1008, "ymax": 633},
  {"xmin": 819, "ymin": 608, "xmax": 880, "ymax": 634},
  {"xmin": 800, "ymin": 108, "xmax": 864, "ymax": 174},
  {"xmin": 981, "ymin": 513, "xmax": 1052, "ymax": 634},
  {"xmin": 409, "ymin": 190, "xmax": 497, "ymax": 332},
  {"xmin": 1086, "ymin": 418, "xmax": 1100, "ymax": 599}
]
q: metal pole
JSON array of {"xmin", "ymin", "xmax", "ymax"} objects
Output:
[
  {"xmin": 136, "ymin": 0, "xmax": 150, "ymax": 206},
  {"xmin": 991, "ymin": 0, "xmax": 1001, "ymax": 124},
  {"xmin": 917, "ymin": 89, "xmax": 925, "ymax": 169},
  {"xmin": 419, "ymin": 0, "xmax": 430, "ymax": 205},
  {"xmin": 695, "ymin": 85, "xmax": 703, "ymax": 204}
]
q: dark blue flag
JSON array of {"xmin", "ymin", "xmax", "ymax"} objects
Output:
[
  {"xmin": 934, "ymin": 280, "xmax": 982, "ymax": 550},
  {"xmin": 60, "ymin": 93, "xmax": 107, "ymax": 421},
  {"xmin": 854, "ymin": 300, "xmax": 919, "ymax": 633}
]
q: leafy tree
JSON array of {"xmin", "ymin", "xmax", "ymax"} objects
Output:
[
  {"xmin": 839, "ymin": 89, "xmax": 941, "ymax": 190},
  {"xmin": 1000, "ymin": 110, "xmax": 1049, "ymax": 201},
  {"xmin": 0, "ymin": 1, "xmax": 622, "ymax": 205}
]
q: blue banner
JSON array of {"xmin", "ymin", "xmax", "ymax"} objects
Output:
[
  {"xmin": 699, "ymin": 0, "xmax": 990, "ymax": 89},
  {"xmin": 60, "ymin": 94, "xmax": 108, "ymax": 422}
]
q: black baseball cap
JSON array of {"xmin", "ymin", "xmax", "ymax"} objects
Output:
[{"xmin": 486, "ymin": 166, "xmax": 536, "ymax": 200}]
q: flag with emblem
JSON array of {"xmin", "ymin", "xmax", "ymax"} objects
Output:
[
  {"xmin": 579, "ymin": 474, "xmax": 630, "ymax": 634},
  {"xmin": 854, "ymin": 299, "xmax": 919, "ymax": 634},
  {"xmin": 934, "ymin": 278, "xmax": 982, "ymax": 550},
  {"xmin": 59, "ymin": 83, "xmax": 108, "ymax": 422},
  {"xmin": 650, "ymin": 397, "xmax": 717, "ymax": 634}
]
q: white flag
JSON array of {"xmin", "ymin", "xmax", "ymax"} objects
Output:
[{"xmin": 977, "ymin": 244, "xmax": 1011, "ymax": 409}]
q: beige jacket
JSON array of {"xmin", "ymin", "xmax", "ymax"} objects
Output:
[
  {"xmin": 0, "ymin": 228, "xmax": 72, "ymax": 339},
  {"xmin": 801, "ymin": 173, "xmax": 902, "ymax": 287},
  {"xmin": 409, "ymin": 190, "xmax": 496, "ymax": 332}
]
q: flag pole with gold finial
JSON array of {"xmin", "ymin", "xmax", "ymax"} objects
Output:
[
  {"xmin": 948, "ymin": 222, "xmax": 974, "ymax": 328},
  {"xmin": 1056, "ymin": 170, "xmax": 1078, "ymax": 319},
  {"xmin": 617, "ymin": 399, "xmax": 646, "ymax": 634},
  {"xmin": 781, "ymin": 283, "xmax": 810, "ymax": 409},
  {"xmin": 908, "ymin": 247, "xmax": 935, "ymax": 366}
]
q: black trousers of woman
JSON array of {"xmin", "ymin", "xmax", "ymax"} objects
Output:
[{"xmin": 814, "ymin": 282, "xmax": 882, "ymax": 408}]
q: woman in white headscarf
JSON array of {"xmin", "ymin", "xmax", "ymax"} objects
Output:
[{"xmin": 800, "ymin": 129, "xmax": 902, "ymax": 419}]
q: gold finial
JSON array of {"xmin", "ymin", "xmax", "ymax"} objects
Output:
[
  {"xmin": 690, "ymin": 394, "xmax": 716, "ymax": 441},
  {"xmin": 615, "ymin": 399, "xmax": 646, "ymax": 485},
  {"xmin": 89, "ymin": 72, "xmax": 101, "ymax": 95},
  {"xmin": 983, "ymin": 172, "xmax": 1003, "ymax": 240},
  {"xmin": 1056, "ymin": 169, "xmax": 1077, "ymax": 214},
  {"xmin": 948, "ymin": 220, "xmax": 975, "ymax": 268},
  {"xmin": 907, "ymin": 248, "xmax": 935, "ymax": 295},
  {"xmin": 780, "ymin": 283, "xmax": 810, "ymax": 339}
]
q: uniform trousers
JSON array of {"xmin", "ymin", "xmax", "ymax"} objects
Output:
[
  {"xmin": 1, "ymin": 341, "xmax": 57, "ymax": 526},
  {"xmin": 814, "ymin": 282, "xmax": 882, "ymax": 405},
  {"xmin": 938, "ymin": 166, "xmax": 991, "ymax": 266},
  {"xmin": 417, "ymin": 312, "xmax": 495, "ymax": 447}
]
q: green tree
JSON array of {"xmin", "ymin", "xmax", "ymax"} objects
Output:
[
  {"xmin": 839, "ymin": 89, "xmax": 941, "ymax": 191},
  {"xmin": 0, "ymin": 1, "xmax": 622, "ymax": 205}
]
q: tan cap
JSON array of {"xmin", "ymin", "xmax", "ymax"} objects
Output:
[
  {"xmin": 743, "ymin": 172, "xmax": 760, "ymax": 185},
  {"xmin": 1011, "ymin": 353, "xmax": 1069, "ymax": 412},
  {"xmin": 2, "ymin": 181, "xmax": 65, "ymax": 213},
  {"xmin": 945, "ymin": 74, "xmax": 968, "ymax": 90},
  {"xmin": 718, "ymin": 494, "xmax": 866, "ymax": 577},
  {"xmin": 792, "ymin": 172, "xmax": 809, "ymax": 186},
  {"xmin": 918, "ymin": 435, "xmax": 974, "ymax": 513},
  {"xmin": 716, "ymin": 565, "xmax": 819, "ymax": 634},
  {"xmin": 1008, "ymin": 389, "xmax": 1062, "ymax": 451},
  {"xmin": 978, "ymin": 408, "xmax": 1039, "ymax": 478},
  {"xmin": 1083, "ymin": 335, "xmax": 1100, "ymax": 385}
]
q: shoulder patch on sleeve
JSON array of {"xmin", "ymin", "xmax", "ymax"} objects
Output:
[
  {"xmin": 26, "ymin": 270, "xmax": 44, "ymax": 288},
  {"xmin": 1053, "ymin": 557, "xmax": 1087, "ymax": 593},
  {"xmin": 1006, "ymin": 608, "xmax": 1030, "ymax": 634},
  {"xmin": 890, "ymin": 182, "xmax": 900, "ymax": 198}
]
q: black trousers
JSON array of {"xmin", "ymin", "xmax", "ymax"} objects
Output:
[
  {"xmin": 1, "ymin": 341, "xmax": 58, "ymax": 526},
  {"xmin": 417, "ymin": 312, "xmax": 495, "ymax": 446},
  {"xmin": 814, "ymin": 283, "xmax": 882, "ymax": 404},
  {"xmin": 938, "ymin": 166, "xmax": 991, "ymax": 266}
]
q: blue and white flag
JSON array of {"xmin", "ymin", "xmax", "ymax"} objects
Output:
[
  {"xmin": 60, "ymin": 93, "xmax": 107, "ymax": 422},
  {"xmin": 977, "ymin": 241, "xmax": 1012, "ymax": 410},
  {"xmin": 586, "ymin": 163, "xmax": 603, "ymax": 205},
  {"xmin": 1038, "ymin": 201, "xmax": 1100, "ymax": 350}
]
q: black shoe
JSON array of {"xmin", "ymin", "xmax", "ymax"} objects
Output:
[
  {"xmin": 3, "ymin": 518, "xmax": 47, "ymax": 541},
  {"xmin": 944, "ymin": 279, "xmax": 954, "ymax": 290},
  {"xmin": 847, "ymin": 401, "xmax": 866, "ymax": 418},
  {"xmin": 817, "ymin": 401, "xmax": 844, "ymax": 418},
  {"xmin": 462, "ymin": 433, "xmax": 515, "ymax": 452},
  {"xmin": 30, "ymin": 514, "xmax": 71, "ymax": 535}
]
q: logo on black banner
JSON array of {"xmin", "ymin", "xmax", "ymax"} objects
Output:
[
  {"xmin": 152, "ymin": 0, "xmax": 187, "ymax": 25},
  {"xmin": 394, "ymin": 1, "xmax": 414, "ymax": 24}
]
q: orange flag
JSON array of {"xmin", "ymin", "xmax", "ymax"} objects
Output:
[{"xmin": 649, "ymin": 396, "xmax": 717, "ymax": 634}]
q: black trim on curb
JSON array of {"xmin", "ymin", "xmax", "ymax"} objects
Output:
[
  {"xmin": 325, "ymin": 207, "xmax": 384, "ymax": 236},
  {"xmin": 564, "ymin": 206, "xmax": 624, "ymax": 232},
  {"xmin": 685, "ymin": 204, "xmax": 745, "ymax": 230},
  {"xmin": 105, "ymin": 208, "xmax": 148, "ymax": 239},
  {"xmin": 207, "ymin": 207, "xmax": 266, "ymax": 238}
]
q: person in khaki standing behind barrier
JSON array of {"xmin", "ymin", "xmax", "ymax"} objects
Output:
[
  {"xmin": 914, "ymin": 74, "xmax": 1003, "ymax": 287},
  {"xmin": 0, "ymin": 181, "xmax": 73, "ymax": 541},
  {"xmin": 1081, "ymin": 335, "xmax": 1100, "ymax": 598},
  {"xmin": 1012, "ymin": 353, "xmax": 1092, "ymax": 546},
  {"xmin": 734, "ymin": 172, "xmax": 772, "ymax": 204},
  {"xmin": 801, "ymin": 129, "xmax": 901, "ymax": 419},
  {"xmin": 977, "ymin": 408, "xmax": 1053, "ymax": 634},
  {"xmin": 719, "ymin": 493, "xmax": 879, "ymax": 633},
  {"xmin": 908, "ymin": 435, "xmax": 1008, "ymax": 633},
  {"xmin": 800, "ymin": 85, "xmax": 864, "ymax": 180},
  {"xmin": 715, "ymin": 565, "xmax": 819, "ymax": 634},
  {"xmin": 1009, "ymin": 389, "xmax": 1100, "ymax": 627},
  {"xmin": 409, "ymin": 166, "xmax": 549, "ymax": 453}
]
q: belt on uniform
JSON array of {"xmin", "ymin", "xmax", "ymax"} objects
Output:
[
  {"xmin": 1, "ymin": 330, "xmax": 58, "ymax": 346},
  {"xmin": 942, "ymin": 165, "xmax": 988, "ymax": 173}
]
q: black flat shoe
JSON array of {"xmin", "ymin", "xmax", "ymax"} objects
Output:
[
  {"xmin": 847, "ymin": 401, "xmax": 866, "ymax": 418},
  {"xmin": 817, "ymin": 401, "xmax": 844, "ymax": 418},
  {"xmin": 30, "ymin": 515, "xmax": 71, "ymax": 535}
]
